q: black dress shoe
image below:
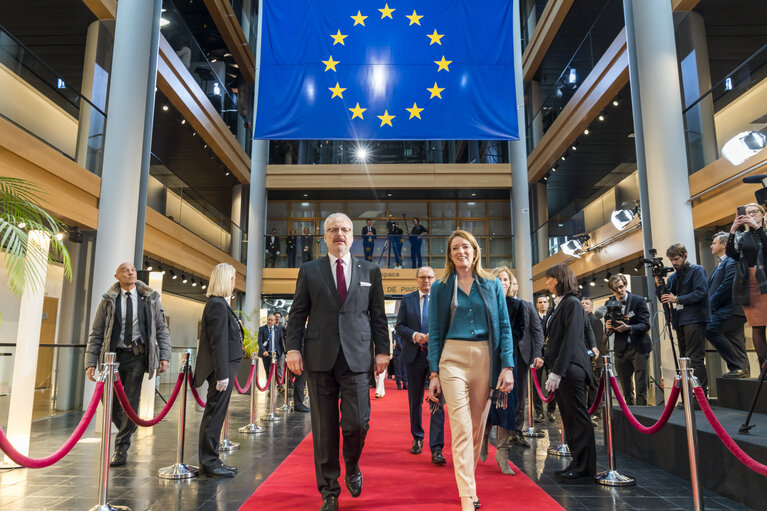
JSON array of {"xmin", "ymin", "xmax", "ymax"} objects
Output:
[
  {"xmin": 431, "ymin": 451, "xmax": 447, "ymax": 465},
  {"xmin": 319, "ymin": 495, "xmax": 338, "ymax": 511},
  {"xmin": 534, "ymin": 413, "xmax": 546, "ymax": 423},
  {"xmin": 723, "ymin": 369, "xmax": 750, "ymax": 378},
  {"xmin": 295, "ymin": 405, "xmax": 311, "ymax": 413},
  {"xmin": 222, "ymin": 463, "xmax": 238, "ymax": 473},
  {"xmin": 345, "ymin": 469, "xmax": 363, "ymax": 497},
  {"xmin": 410, "ymin": 439, "xmax": 423, "ymax": 454},
  {"xmin": 201, "ymin": 466, "xmax": 236, "ymax": 477},
  {"xmin": 554, "ymin": 465, "xmax": 573, "ymax": 476},
  {"xmin": 110, "ymin": 451, "xmax": 127, "ymax": 467},
  {"xmin": 547, "ymin": 412, "xmax": 556, "ymax": 422},
  {"xmin": 402, "ymin": 384, "xmax": 408, "ymax": 390},
  {"xmin": 556, "ymin": 471, "xmax": 594, "ymax": 483}
]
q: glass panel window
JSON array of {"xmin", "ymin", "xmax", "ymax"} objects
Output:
[
  {"xmin": 266, "ymin": 220, "xmax": 288, "ymax": 236},
  {"xmin": 268, "ymin": 202, "xmax": 289, "ymax": 218},
  {"xmin": 490, "ymin": 257, "xmax": 513, "ymax": 269},
  {"xmin": 349, "ymin": 202, "xmax": 386, "ymax": 218},
  {"xmin": 461, "ymin": 221, "xmax": 486, "ymax": 235},
  {"xmin": 488, "ymin": 219, "xmax": 511, "ymax": 236},
  {"xmin": 487, "ymin": 201, "xmax": 510, "ymax": 218},
  {"xmin": 431, "ymin": 202, "xmax": 457, "ymax": 218},
  {"xmin": 291, "ymin": 201, "xmax": 317, "ymax": 218},
  {"xmin": 489, "ymin": 237, "xmax": 513, "ymax": 256},
  {"xmin": 429, "ymin": 220, "xmax": 456, "ymax": 235},
  {"xmin": 394, "ymin": 202, "xmax": 428, "ymax": 220},
  {"xmin": 320, "ymin": 202, "xmax": 344, "ymax": 217},
  {"xmin": 459, "ymin": 201, "xmax": 485, "ymax": 218}
]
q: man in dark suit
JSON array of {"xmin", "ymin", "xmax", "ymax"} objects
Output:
[
  {"xmin": 286, "ymin": 213, "xmax": 389, "ymax": 511},
  {"xmin": 361, "ymin": 219, "xmax": 376, "ymax": 262},
  {"xmin": 706, "ymin": 232, "xmax": 749, "ymax": 377},
  {"xmin": 533, "ymin": 295, "xmax": 557, "ymax": 421},
  {"xmin": 605, "ymin": 274, "xmax": 652, "ymax": 405},
  {"xmin": 258, "ymin": 313, "xmax": 284, "ymax": 378},
  {"xmin": 395, "ymin": 266, "xmax": 446, "ymax": 465},
  {"xmin": 266, "ymin": 227, "xmax": 280, "ymax": 267},
  {"xmin": 581, "ymin": 297, "xmax": 604, "ymax": 418},
  {"xmin": 511, "ymin": 295, "xmax": 545, "ymax": 444}
]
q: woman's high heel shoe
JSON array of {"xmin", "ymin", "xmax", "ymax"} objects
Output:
[{"xmin": 473, "ymin": 499, "xmax": 481, "ymax": 509}]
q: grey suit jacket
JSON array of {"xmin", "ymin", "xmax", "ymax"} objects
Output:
[
  {"xmin": 518, "ymin": 299, "xmax": 544, "ymax": 366},
  {"xmin": 286, "ymin": 256, "xmax": 389, "ymax": 372}
]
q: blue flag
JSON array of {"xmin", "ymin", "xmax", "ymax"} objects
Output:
[{"xmin": 254, "ymin": 1, "xmax": 518, "ymax": 141}]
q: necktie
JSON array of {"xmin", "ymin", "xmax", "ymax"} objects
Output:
[
  {"xmin": 336, "ymin": 259, "xmax": 347, "ymax": 303},
  {"xmin": 421, "ymin": 294, "xmax": 429, "ymax": 333},
  {"xmin": 124, "ymin": 291, "xmax": 133, "ymax": 345},
  {"xmin": 268, "ymin": 326, "xmax": 274, "ymax": 352}
]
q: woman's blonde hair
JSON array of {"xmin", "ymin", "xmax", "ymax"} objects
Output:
[
  {"xmin": 207, "ymin": 263, "xmax": 236, "ymax": 297},
  {"xmin": 492, "ymin": 266, "xmax": 516, "ymax": 297},
  {"xmin": 744, "ymin": 203, "xmax": 767, "ymax": 227},
  {"xmin": 440, "ymin": 229, "xmax": 494, "ymax": 282}
]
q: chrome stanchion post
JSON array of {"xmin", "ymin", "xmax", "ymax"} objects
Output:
[
  {"xmin": 217, "ymin": 409, "xmax": 239, "ymax": 451},
  {"xmin": 88, "ymin": 352, "xmax": 130, "ymax": 511},
  {"xmin": 596, "ymin": 357, "xmax": 635, "ymax": 486},
  {"xmin": 522, "ymin": 365, "xmax": 544, "ymax": 438},
  {"xmin": 279, "ymin": 364, "xmax": 293, "ymax": 413},
  {"xmin": 680, "ymin": 357, "xmax": 704, "ymax": 511},
  {"xmin": 548, "ymin": 419, "xmax": 571, "ymax": 456},
  {"xmin": 261, "ymin": 351, "xmax": 281, "ymax": 422},
  {"xmin": 239, "ymin": 353, "xmax": 263, "ymax": 433},
  {"xmin": 158, "ymin": 352, "xmax": 198, "ymax": 479}
]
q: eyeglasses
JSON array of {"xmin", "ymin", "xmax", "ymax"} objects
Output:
[
  {"xmin": 416, "ymin": 275, "xmax": 435, "ymax": 280},
  {"xmin": 326, "ymin": 227, "xmax": 352, "ymax": 234}
]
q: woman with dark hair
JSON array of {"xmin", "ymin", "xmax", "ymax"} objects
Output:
[
  {"xmin": 543, "ymin": 263, "xmax": 596, "ymax": 482},
  {"xmin": 427, "ymin": 230, "xmax": 514, "ymax": 510}
]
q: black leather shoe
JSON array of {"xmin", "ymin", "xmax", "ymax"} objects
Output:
[
  {"xmin": 723, "ymin": 369, "xmax": 750, "ymax": 378},
  {"xmin": 554, "ymin": 465, "xmax": 573, "ymax": 476},
  {"xmin": 319, "ymin": 495, "xmax": 338, "ymax": 511},
  {"xmin": 534, "ymin": 413, "xmax": 546, "ymax": 423},
  {"xmin": 547, "ymin": 412, "xmax": 556, "ymax": 422},
  {"xmin": 222, "ymin": 463, "xmax": 238, "ymax": 473},
  {"xmin": 201, "ymin": 466, "xmax": 236, "ymax": 477},
  {"xmin": 295, "ymin": 405, "xmax": 311, "ymax": 413},
  {"xmin": 556, "ymin": 471, "xmax": 593, "ymax": 483},
  {"xmin": 510, "ymin": 433, "xmax": 529, "ymax": 448},
  {"xmin": 110, "ymin": 451, "xmax": 127, "ymax": 467},
  {"xmin": 410, "ymin": 439, "xmax": 423, "ymax": 454},
  {"xmin": 403, "ymin": 384, "xmax": 408, "ymax": 390},
  {"xmin": 431, "ymin": 451, "xmax": 447, "ymax": 465},
  {"xmin": 345, "ymin": 469, "xmax": 363, "ymax": 498}
]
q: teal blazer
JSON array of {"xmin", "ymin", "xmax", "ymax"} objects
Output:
[{"xmin": 427, "ymin": 273, "xmax": 514, "ymax": 388}]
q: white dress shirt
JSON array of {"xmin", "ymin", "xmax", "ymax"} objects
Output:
[
  {"xmin": 328, "ymin": 252, "xmax": 352, "ymax": 292},
  {"xmin": 118, "ymin": 286, "xmax": 140, "ymax": 348}
]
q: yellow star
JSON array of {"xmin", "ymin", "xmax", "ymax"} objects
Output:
[
  {"xmin": 322, "ymin": 55, "xmax": 339, "ymax": 72},
  {"xmin": 427, "ymin": 82, "xmax": 445, "ymax": 99},
  {"xmin": 331, "ymin": 30, "xmax": 348, "ymax": 45},
  {"xmin": 377, "ymin": 110, "xmax": 395, "ymax": 127},
  {"xmin": 378, "ymin": 3, "xmax": 395, "ymax": 19},
  {"xmin": 351, "ymin": 11, "xmax": 368, "ymax": 26},
  {"xmin": 329, "ymin": 82, "xmax": 346, "ymax": 99},
  {"xmin": 434, "ymin": 55, "xmax": 452, "ymax": 72},
  {"xmin": 349, "ymin": 102, "xmax": 366, "ymax": 120},
  {"xmin": 406, "ymin": 102, "xmax": 424, "ymax": 119},
  {"xmin": 427, "ymin": 29, "xmax": 444, "ymax": 45},
  {"xmin": 406, "ymin": 10, "xmax": 423, "ymax": 25}
]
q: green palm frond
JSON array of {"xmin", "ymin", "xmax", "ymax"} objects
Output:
[
  {"xmin": 0, "ymin": 177, "xmax": 72, "ymax": 295},
  {"xmin": 234, "ymin": 309, "xmax": 260, "ymax": 357}
]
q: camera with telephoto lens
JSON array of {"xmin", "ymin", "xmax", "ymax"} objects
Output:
[
  {"xmin": 604, "ymin": 297, "xmax": 628, "ymax": 326},
  {"xmin": 641, "ymin": 248, "xmax": 674, "ymax": 293}
]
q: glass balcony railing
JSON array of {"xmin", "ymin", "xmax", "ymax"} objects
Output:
[
  {"xmin": 520, "ymin": 0, "xmax": 548, "ymax": 53},
  {"xmin": 0, "ymin": 25, "xmax": 107, "ymax": 176},
  {"xmin": 230, "ymin": 0, "xmax": 258, "ymax": 52},
  {"xmin": 149, "ymin": 153, "xmax": 245, "ymax": 260},
  {"xmin": 268, "ymin": 140, "xmax": 509, "ymax": 165},
  {"xmin": 683, "ymin": 43, "xmax": 767, "ymax": 174},
  {"xmin": 161, "ymin": 0, "xmax": 253, "ymax": 156},
  {"xmin": 525, "ymin": 0, "xmax": 624, "ymax": 153}
]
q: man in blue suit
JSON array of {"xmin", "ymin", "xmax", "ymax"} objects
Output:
[
  {"xmin": 258, "ymin": 313, "xmax": 284, "ymax": 378},
  {"xmin": 395, "ymin": 266, "xmax": 446, "ymax": 465},
  {"xmin": 706, "ymin": 232, "xmax": 749, "ymax": 378}
]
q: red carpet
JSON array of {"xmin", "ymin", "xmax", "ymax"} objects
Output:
[{"xmin": 240, "ymin": 379, "xmax": 564, "ymax": 510}]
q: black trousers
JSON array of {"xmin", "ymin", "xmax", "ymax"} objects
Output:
[
  {"xmin": 513, "ymin": 352, "xmax": 530, "ymax": 433},
  {"xmin": 533, "ymin": 366, "xmax": 557, "ymax": 415},
  {"xmin": 198, "ymin": 360, "xmax": 239, "ymax": 470},
  {"xmin": 405, "ymin": 350, "xmax": 444, "ymax": 452},
  {"xmin": 706, "ymin": 316, "xmax": 749, "ymax": 372},
  {"xmin": 306, "ymin": 349, "xmax": 370, "ymax": 499},
  {"xmin": 293, "ymin": 370, "xmax": 307, "ymax": 407},
  {"xmin": 556, "ymin": 364, "xmax": 596, "ymax": 476},
  {"xmin": 677, "ymin": 322, "xmax": 708, "ymax": 394},
  {"xmin": 287, "ymin": 249, "xmax": 297, "ymax": 268},
  {"xmin": 614, "ymin": 344, "xmax": 650, "ymax": 406},
  {"xmin": 112, "ymin": 349, "xmax": 147, "ymax": 452}
]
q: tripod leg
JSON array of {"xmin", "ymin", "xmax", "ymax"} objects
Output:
[{"xmin": 740, "ymin": 360, "xmax": 767, "ymax": 433}]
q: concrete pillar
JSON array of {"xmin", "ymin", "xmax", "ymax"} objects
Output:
[
  {"xmin": 243, "ymin": 140, "xmax": 268, "ymax": 328},
  {"xmin": 4, "ymin": 231, "xmax": 50, "ymax": 461},
  {"xmin": 85, "ymin": 0, "xmax": 161, "ymax": 404},
  {"xmin": 630, "ymin": 0, "xmax": 696, "ymax": 398},
  {"xmin": 529, "ymin": 80, "xmax": 544, "ymax": 148},
  {"xmin": 510, "ymin": 1, "xmax": 534, "ymax": 303},
  {"xmin": 531, "ymin": 182, "xmax": 549, "ymax": 263},
  {"xmin": 231, "ymin": 184, "xmax": 245, "ymax": 262}
]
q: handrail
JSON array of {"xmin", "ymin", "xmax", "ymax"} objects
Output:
[
  {"xmin": 687, "ymin": 158, "xmax": 767, "ymax": 203},
  {"xmin": 0, "ymin": 343, "xmax": 87, "ymax": 348}
]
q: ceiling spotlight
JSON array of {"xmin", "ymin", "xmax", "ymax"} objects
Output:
[
  {"xmin": 604, "ymin": 271, "xmax": 611, "ymax": 283},
  {"xmin": 191, "ymin": 278, "xmax": 197, "ymax": 287},
  {"xmin": 162, "ymin": 105, "xmax": 169, "ymax": 111},
  {"xmin": 225, "ymin": 171, "xmax": 230, "ymax": 176},
  {"xmin": 170, "ymin": 270, "xmax": 177, "ymax": 280},
  {"xmin": 722, "ymin": 131, "xmax": 767, "ymax": 165},
  {"xmin": 561, "ymin": 153, "xmax": 568, "ymax": 161},
  {"xmin": 578, "ymin": 281, "xmax": 584, "ymax": 290},
  {"xmin": 634, "ymin": 260, "xmax": 644, "ymax": 273},
  {"xmin": 353, "ymin": 144, "xmax": 370, "ymax": 163},
  {"xmin": 590, "ymin": 277, "xmax": 596, "ymax": 287},
  {"xmin": 612, "ymin": 97, "xmax": 620, "ymax": 106},
  {"xmin": 201, "ymin": 282, "xmax": 207, "ymax": 290},
  {"xmin": 144, "ymin": 259, "xmax": 153, "ymax": 271},
  {"xmin": 560, "ymin": 240, "xmax": 582, "ymax": 256},
  {"xmin": 571, "ymin": 144, "xmax": 578, "ymax": 151},
  {"xmin": 584, "ymin": 129, "xmax": 590, "ymax": 135},
  {"xmin": 471, "ymin": 192, "xmax": 477, "ymax": 197},
  {"xmin": 551, "ymin": 165, "xmax": 558, "ymax": 172},
  {"xmin": 181, "ymin": 119, "xmax": 186, "ymax": 125},
  {"xmin": 611, "ymin": 208, "xmax": 637, "ymax": 230},
  {"xmin": 303, "ymin": 193, "xmax": 309, "ymax": 197},
  {"xmin": 181, "ymin": 274, "xmax": 188, "ymax": 283},
  {"xmin": 598, "ymin": 114, "xmax": 605, "ymax": 122}
]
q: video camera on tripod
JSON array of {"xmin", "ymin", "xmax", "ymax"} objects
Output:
[{"xmin": 641, "ymin": 248, "xmax": 674, "ymax": 293}]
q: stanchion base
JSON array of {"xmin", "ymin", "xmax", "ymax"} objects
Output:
[
  {"xmin": 278, "ymin": 405, "xmax": 293, "ymax": 414},
  {"xmin": 547, "ymin": 444, "xmax": 571, "ymax": 457},
  {"xmin": 239, "ymin": 423, "xmax": 264, "ymax": 434},
  {"xmin": 595, "ymin": 469, "xmax": 636, "ymax": 487},
  {"xmin": 0, "ymin": 460, "xmax": 21, "ymax": 470},
  {"xmin": 158, "ymin": 463, "xmax": 199, "ymax": 480},
  {"xmin": 521, "ymin": 427, "xmax": 545, "ymax": 438},
  {"xmin": 87, "ymin": 505, "xmax": 131, "ymax": 511},
  {"xmin": 260, "ymin": 412, "xmax": 282, "ymax": 422},
  {"xmin": 217, "ymin": 439, "xmax": 240, "ymax": 451}
]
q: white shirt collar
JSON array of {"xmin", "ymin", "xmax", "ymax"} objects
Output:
[
  {"xmin": 419, "ymin": 290, "xmax": 429, "ymax": 299},
  {"xmin": 328, "ymin": 251, "xmax": 351, "ymax": 268}
]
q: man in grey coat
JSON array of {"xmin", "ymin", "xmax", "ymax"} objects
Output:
[{"xmin": 85, "ymin": 262, "xmax": 171, "ymax": 466}]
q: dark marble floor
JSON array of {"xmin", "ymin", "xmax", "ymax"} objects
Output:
[{"xmin": 0, "ymin": 384, "xmax": 757, "ymax": 510}]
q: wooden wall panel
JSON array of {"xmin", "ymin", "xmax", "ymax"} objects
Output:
[
  {"xmin": 672, "ymin": 0, "xmax": 701, "ymax": 11},
  {"xmin": 203, "ymin": 0, "xmax": 256, "ymax": 82},
  {"xmin": 157, "ymin": 37, "xmax": 251, "ymax": 184},
  {"xmin": 522, "ymin": 0, "xmax": 575, "ymax": 81},
  {"xmin": 82, "ymin": 0, "xmax": 116, "ymax": 19}
]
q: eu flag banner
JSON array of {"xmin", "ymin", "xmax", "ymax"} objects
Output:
[{"xmin": 254, "ymin": 1, "xmax": 518, "ymax": 141}]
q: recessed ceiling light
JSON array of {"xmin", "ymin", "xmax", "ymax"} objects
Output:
[
  {"xmin": 471, "ymin": 193, "xmax": 477, "ymax": 197},
  {"xmin": 162, "ymin": 105, "xmax": 169, "ymax": 111},
  {"xmin": 598, "ymin": 114, "xmax": 605, "ymax": 122},
  {"xmin": 181, "ymin": 119, "xmax": 186, "ymax": 125},
  {"xmin": 584, "ymin": 129, "xmax": 590, "ymax": 135},
  {"xmin": 225, "ymin": 171, "xmax": 230, "ymax": 176}
]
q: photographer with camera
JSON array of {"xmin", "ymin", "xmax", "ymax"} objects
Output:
[
  {"xmin": 727, "ymin": 203, "xmax": 767, "ymax": 371},
  {"xmin": 605, "ymin": 274, "xmax": 652, "ymax": 405},
  {"xmin": 658, "ymin": 243, "xmax": 711, "ymax": 397}
]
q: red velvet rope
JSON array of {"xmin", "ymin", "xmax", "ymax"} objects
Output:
[
  {"xmin": 588, "ymin": 374, "xmax": 605, "ymax": 416},
  {"xmin": 693, "ymin": 386, "xmax": 767, "ymax": 476},
  {"xmin": 276, "ymin": 362, "xmax": 288, "ymax": 386},
  {"xmin": 114, "ymin": 372, "xmax": 184, "ymax": 427},
  {"xmin": 234, "ymin": 364, "xmax": 256, "ymax": 394},
  {"xmin": 609, "ymin": 376, "xmax": 681, "ymax": 434},
  {"xmin": 530, "ymin": 367, "xmax": 556, "ymax": 403},
  {"xmin": 255, "ymin": 363, "xmax": 275, "ymax": 392},
  {"xmin": 187, "ymin": 371, "xmax": 207, "ymax": 408},
  {"xmin": 0, "ymin": 381, "xmax": 105, "ymax": 468}
]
